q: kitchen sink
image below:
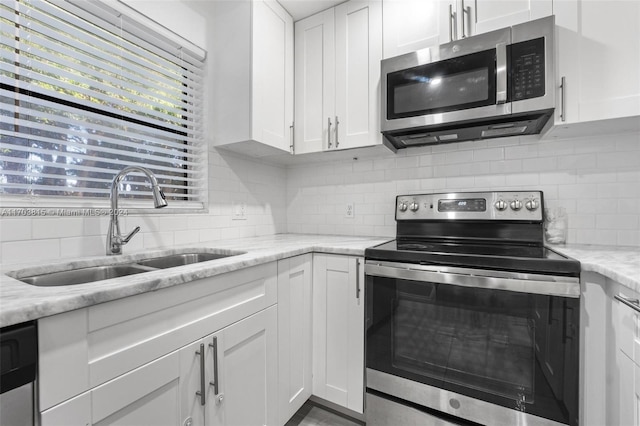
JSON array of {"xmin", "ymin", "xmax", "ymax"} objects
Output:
[
  {"xmin": 16, "ymin": 250, "xmax": 246, "ymax": 286},
  {"xmin": 135, "ymin": 252, "xmax": 236, "ymax": 269},
  {"xmin": 19, "ymin": 265, "xmax": 154, "ymax": 287}
]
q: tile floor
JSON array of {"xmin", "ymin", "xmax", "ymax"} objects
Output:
[{"xmin": 285, "ymin": 402, "xmax": 364, "ymax": 426}]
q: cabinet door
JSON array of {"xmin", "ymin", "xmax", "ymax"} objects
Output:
[
  {"xmin": 312, "ymin": 254, "xmax": 365, "ymax": 414},
  {"xmin": 555, "ymin": 0, "xmax": 640, "ymax": 125},
  {"xmin": 635, "ymin": 364, "xmax": 640, "ymax": 426},
  {"xmin": 294, "ymin": 9, "xmax": 335, "ymax": 155},
  {"xmin": 252, "ymin": 0, "xmax": 294, "ymax": 152},
  {"xmin": 179, "ymin": 339, "xmax": 208, "ymax": 426},
  {"xmin": 614, "ymin": 285, "xmax": 640, "ymax": 426},
  {"xmin": 473, "ymin": 0, "xmax": 551, "ymax": 35},
  {"xmin": 277, "ymin": 255, "xmax": 313, "ymax": 424},
  {"xmin": 91, "ymin": 352, "xmax": 182, "ymax": 426},
  {"xmin": 334, "ymin": 0, "xmax": 382, "ymax": 150},
  {"xmin": 212, "ymin": 306, "xmax": 278, "ymax": 426},
  {"xmin": 383, "ymin": 0, "xmax": 450, "ymax": 58},
  {"xmin": 575, "ymin": 0, "xmax": 640, "ymax": 122}
]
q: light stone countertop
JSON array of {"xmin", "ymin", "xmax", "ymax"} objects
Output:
[
  {"xmin": 551, "ymin": 244, "xmax": 640, "ymax": 293},
  {"xmin": 1, "ymin": 234, "xmax": 638, "ymax": 328},
  {"xmin": 0, "ymin": 234, "xmax": 389, "ymax": 328}
]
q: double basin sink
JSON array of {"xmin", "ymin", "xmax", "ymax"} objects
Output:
[{"xmin": 18, "ymin": 251, "xmax": 245, "ymax": 287}]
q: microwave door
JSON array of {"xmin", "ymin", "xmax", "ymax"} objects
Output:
[{"xmin": 382, "ymin": 28, "xmax": 512, "ymax": 133}]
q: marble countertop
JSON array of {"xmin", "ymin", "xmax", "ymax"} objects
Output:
[
  {"xmin": 551, "ymin": 244, "xmax": 640, "ymax": 293},
  {"xmin": 2, "ymin": 234, "xmax": 638, "ymax": 328},
  {"xmin": 0, "ymin": 234, "xmax": 388, "ymax": 328}
]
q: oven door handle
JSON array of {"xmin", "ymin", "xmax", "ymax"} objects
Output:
[{"xmin": 365, "ymin": 262, "xmax": 580, "ymax": 298}]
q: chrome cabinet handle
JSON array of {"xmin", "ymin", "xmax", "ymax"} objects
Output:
[
  {"xmin": 289, "ymin": 122, "xmax": 294, "ymax": 154},
  {"xmin": 496, "ymin": 42, "xmax": 507, "ymax": 104},
  {"xmin": 449, "ymin": 4, "xmax": 456, "ymax": 42},
  {"xmin": 461, "ymin": 1, "xmax": 469, "ymax": 38},
  {"xmin": 615, "ymin": 294, "xmax": 640, "ymax": 313},
  {"xmin": 327, "ymin": 117, "xmax": 333, "ymax": 149},
  {"xmin": 355, "ymin": 258, "xmax": 361, "ymax": 300},
  {"xmin": 335, "ymin": 116, "xmax": 340, "ymax": 148},
  {"xmin": 209, "ymin": 337, "xmax": 220, "ymax": 395},
  {"xmin": 195, "ymin": 343, "xmax": 206, "ymax": 406},
  {"xmin": 560, "ymin": 76, "xmax": 566, "ymax": 122}
]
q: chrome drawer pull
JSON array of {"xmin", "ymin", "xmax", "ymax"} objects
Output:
[{"xmin": 615, "ymin": 294, "xmax": 640, "ymax": 313}]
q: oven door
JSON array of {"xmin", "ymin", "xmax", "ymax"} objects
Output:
[
  {"xmin": 365, "ymin": 261, "xmax": 579, "ymax": 426},
  {"xmin": 381, "ymin": 28, "xmax": 511, "ymax": 133}
]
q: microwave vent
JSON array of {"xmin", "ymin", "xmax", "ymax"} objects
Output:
[
  {"xmin": 401, "ymin": 135, "xmax": 438, "ymax": 146},
  {"xmin": 481, "ymin": 125, "xmax": 527, "ymax": 138}
]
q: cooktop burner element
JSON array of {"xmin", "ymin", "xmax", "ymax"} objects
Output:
[{"xmin": 365, "ymin": 191, "xmax": 580, "ymax": 277}]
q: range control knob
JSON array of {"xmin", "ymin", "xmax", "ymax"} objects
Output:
[
  {"xmin": 494, "ymin": 200, "xmax": 508, "ymax": 211},
  {"xmin": 398, "ymin": 202, "xmax": 408, "ymax": 212},
  {"xmin": 510, "ymin": 199, "xmax": 523, "ymax": 211},
  {"xmin": 409, "ymin": 202, "xmax": 419, "ymax": 212},
  {"xmin": 525, "ymin": 199, "xmax": 540, "ymax": 211}
]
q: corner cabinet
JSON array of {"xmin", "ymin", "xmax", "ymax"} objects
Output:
[
  {"xmin": 311, "ymin": 254, "xmax": 365, "ymax": 414},
  {"xmin": 554, "ymin": 0, "xmax": 640, "ymax": 126},
  {"xmin": 211, "ymin": 0, "xmax": 294, "ymax": 157},
  {"xmin": 277, "ymin": 255, "xmax": 313, "ymax": 424},
  {"xmin": 294, "ymin": 0, "xmax": 383, "ymax": 154}
]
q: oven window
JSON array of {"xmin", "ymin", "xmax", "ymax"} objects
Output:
[
  {"xmin": 366, "ymin": 275, "xmax": 579, "ymax": 425},
  {"xmin": 387, "ymin": 50, "xmax": 497, "ymax": 119}
]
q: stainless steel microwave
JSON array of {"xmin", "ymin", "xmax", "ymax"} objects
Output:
[{"xmin": 381, "ymin": 16, "xmax": 555, "ymax": 149}]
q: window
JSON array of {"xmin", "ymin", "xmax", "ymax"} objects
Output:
[{"xmin": 0, "ymin": 0, "xmax": 206, "ymax": 209}]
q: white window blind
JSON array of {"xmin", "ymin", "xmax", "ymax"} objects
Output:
[{"xmin": 0, "ymin": 0, "xmax": 206, "ymax": 209}]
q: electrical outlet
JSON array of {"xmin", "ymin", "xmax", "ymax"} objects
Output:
[
  {"xmin": 345, "ymin": 203, "xmax": 354, "ymax": 218},
  {"xmin": 232, "ymin": 202, "xmax": 247, "ymax": 220}
]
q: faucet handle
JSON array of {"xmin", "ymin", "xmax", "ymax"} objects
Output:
[{"xmin": 122, "ymin": 226, "xmax": 141, "ymax": 244}]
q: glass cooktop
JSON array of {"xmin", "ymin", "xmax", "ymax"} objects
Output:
[{"xmin": 365, "ymin": 239, "xmax": 580, "ymax": 276}]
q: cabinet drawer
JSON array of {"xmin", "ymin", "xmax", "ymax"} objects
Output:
[{"xmin": 39, "ymin": 262, "xmax": 277, "ymax": 411}]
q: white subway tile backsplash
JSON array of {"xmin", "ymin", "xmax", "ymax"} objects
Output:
[
  {"xmin": 2, "ymin": 239, "xmax": 60, "ymax": 264},
  {"xmin": 286, "ymin": 131, "xmax": 640, "ymax": 247},
  {"xmin": 0, "ymin": 219, "xmax": 31, "ymax": 242}
]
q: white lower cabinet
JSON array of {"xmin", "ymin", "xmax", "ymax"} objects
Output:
[
  {"xmin": 311, "ymin": 254, "xmax": 365, "ymax": 414},
  {"xmin": 613, "ymin": 283, "xmax": 640, "ymax": 426},
  {"xmin": 277, "ymin": 255, "xmax": 313, "ymax": 424},
  {"xmin": 38, "ymin": 263, "xmax": 278, "ymax": 426},
  {"xmin": 42, "ymin": 351, "xmax": 183, "ymax": 426},
  {"xmin": 582, "ymin": 271, "xmax": 640, "ymax": 426},
  {"xmin": 42, "ymin": 307, "xmax": 278, "ymax": 426},
  {"xmin": 183, "ymin": 306, "xmax": 279, "ymax": 426}
]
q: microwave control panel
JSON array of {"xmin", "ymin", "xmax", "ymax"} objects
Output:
[{"xmin": 508, "ymin": 37, "xmax": 545, "ymax": 101}]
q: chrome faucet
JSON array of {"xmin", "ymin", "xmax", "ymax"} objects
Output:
[{"xmin": 107, "ymin": 166, "xmax": 168, "ymax": 255}]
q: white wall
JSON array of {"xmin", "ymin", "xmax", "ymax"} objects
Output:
[{"xmin": 286, "ymin": 132, "xmax": 640, "ymax": 247}]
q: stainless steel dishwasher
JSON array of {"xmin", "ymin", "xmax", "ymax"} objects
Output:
[{"xmin": 0, "ymin": 321, "xmax": 37, "ymax": 426}]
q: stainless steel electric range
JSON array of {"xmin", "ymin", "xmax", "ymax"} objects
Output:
[{"xmin": 364, "ymin": 191, "xmax": 580, "ymax": 426}]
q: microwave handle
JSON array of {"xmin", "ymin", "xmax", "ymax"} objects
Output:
[{"xmin": 496, "ymin": 42, "xmax": 507, "ymax": 104}]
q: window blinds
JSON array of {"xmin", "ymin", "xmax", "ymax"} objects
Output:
[{"xmin": 0, "ymin": 0, "xmax": 206, "ymax": 208}]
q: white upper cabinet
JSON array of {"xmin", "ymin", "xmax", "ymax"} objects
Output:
[
  {"xmin": 383, "ymin": 0, "xmax": 551, "ymax": 57},
  {"xmin": 383, "ymin": 0, "xmax": 448, "ymax": 58},
  {"xmin": 294, "ymin": 8, "xmax": 335, "ymax": 155},
  {"xmin": 212, "ymin": 0, "xmax": 293, "ymax": 157},
  {"xmin": 294, "ymin": 0, "xmax": 382, "ymax": 154},
  {"xmin": 554, "ymin": 0, "xmax": 640, "ymax": 125},
  {"xmin": 472, "ymin": 0, "xmax": 552, "ymax": 35},
  {"xmin": 335, "ymin": 1, "xmax": 383, "ymax": 150}
]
